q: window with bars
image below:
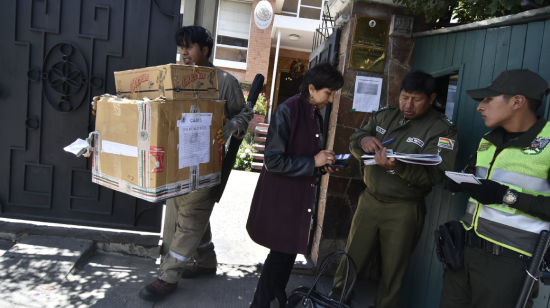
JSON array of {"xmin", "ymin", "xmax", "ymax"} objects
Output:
[{"xmin": 213, "ymin": 0, "xmax": 253, "ymax": 70}]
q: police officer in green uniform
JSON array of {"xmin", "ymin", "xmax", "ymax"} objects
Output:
[
  {"xmin": 440, "ymin": 69, "xmax": 550, "ymax": 308},
  {"xmin": 330, "ymin": 71, "xmax": 458, "ymax": 307}
]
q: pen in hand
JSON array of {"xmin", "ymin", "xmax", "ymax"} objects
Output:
[{"xmin": 382, "ymin": 138, "xmax": 394, "ymax": 146}]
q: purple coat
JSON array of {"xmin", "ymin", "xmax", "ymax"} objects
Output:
[{"xmin": 246, "ymin": 95, "xmax": 320, "ymax": 255}]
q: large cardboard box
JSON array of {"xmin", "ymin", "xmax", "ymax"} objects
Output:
[
  {"xmin": 114, "ymin": 64, "xmax": 219, "ymax": 100},
  {"xmin": 91, "ymin": 96, "xmax": 225, "ymax": 202}
]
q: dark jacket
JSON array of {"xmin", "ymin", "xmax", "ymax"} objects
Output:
[
  {"xmin": 350, "ymin": 106, "xmax": 458, "ymax": 202},
  {"xmin": 246, "ymin": 95, "xmax": 319, "ymax": 255}
]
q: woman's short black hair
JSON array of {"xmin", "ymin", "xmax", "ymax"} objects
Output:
[
  {"xmin": 400, "ymin": 71, "xmax": 436, "ymax": 97},
  {"xmin": 299, "ymin": 62, "xmax": 344, "ymax": 98},
  {"xmin": 175, "ymin": 26, "xmax": 214, "ymax": 58}
]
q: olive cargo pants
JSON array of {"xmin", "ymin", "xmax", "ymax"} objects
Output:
[
  {"xmin": 159, "ymin": 187, "xmax": 218, "ymax": 284},
  {"xmin": 440, "ymin": 245, "xmax": 539, "ymax": 308},
  {"xmin": 330, "ymin": 189, "xmax": 425, "ymax": 308}
]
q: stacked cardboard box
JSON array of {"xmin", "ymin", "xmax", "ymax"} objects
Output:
[{"xmin": 92, "ymin": 64, "xmax": 225, "ymax": 202}]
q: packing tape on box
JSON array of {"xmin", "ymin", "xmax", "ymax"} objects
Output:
[{"xmin": 137, "ymin": 99, "xmax": 152, "ymax": 188}]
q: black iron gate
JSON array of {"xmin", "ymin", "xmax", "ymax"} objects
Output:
[{"xmin": 0, "ymin": 0, "xmax": 181, "ymax": 232}]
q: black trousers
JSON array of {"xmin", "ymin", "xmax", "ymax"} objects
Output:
[{"xmin": 250, "ymin": 250, "xmax": 297, "ymax": 308}]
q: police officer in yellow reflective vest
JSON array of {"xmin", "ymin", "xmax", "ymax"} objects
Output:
[{"xmin": 441, "ymin": 69, "xmax": 550, "ymax": 308}]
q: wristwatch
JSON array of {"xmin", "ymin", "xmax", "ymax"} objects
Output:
[
  {"xmin": 387, "ymin": 162, "xmax": 400, "ymax": 175},
  {"xmin": 503, "ymin": 189, "xmax": 519, "ymax": 205}
]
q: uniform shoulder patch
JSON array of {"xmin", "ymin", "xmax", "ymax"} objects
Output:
[
  {"xmin": 373, "ymin": 105, "xmax": 395, "ymax": 114},
  {"xmin": 477, "ymin": 142, "xmax": 492, "ymax": 152},
  {"xmin": 438, "ymin": 137, "xmax": 455, "ymax": 150},
  {"xmin": 437, "ymin": 114, "xmax": 454, "ymax": 126},
  {"xmin": 521, "ymin": 136, "xmax": 550, "ymax": 155}
]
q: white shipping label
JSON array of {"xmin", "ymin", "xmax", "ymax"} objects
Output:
[
  {"xmin": 101, "ymin": 140, "xmax": 138, "ymax": 157},
  {"xmin": 177, "ymin": 113, "xmax": 213, "ymax": 127},
  {"xmin": 178, "ymin": 126, "xmax": 211, "ymax": 169}
]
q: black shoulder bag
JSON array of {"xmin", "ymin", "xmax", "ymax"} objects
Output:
[
  {"xmin": 434, "ymin": 221, "xmax": 465, "ymax": 270},
  {"xmin": 286, "ymin": 250, "xmax": 357, "ymax": 308}
]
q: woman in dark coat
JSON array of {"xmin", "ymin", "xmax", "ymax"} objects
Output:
[{"xmin": 247, "ymin": 63, "xmax": 344, "ymax": 308}]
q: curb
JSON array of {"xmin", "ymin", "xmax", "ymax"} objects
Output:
[{"xmin": 0, "ymin": 220, "xmax": 161, "ymax": 259}]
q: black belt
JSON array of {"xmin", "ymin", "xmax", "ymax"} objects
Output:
[{"xmin": 465, "ymin": 231, "xmax": 530, "ymax": 261}]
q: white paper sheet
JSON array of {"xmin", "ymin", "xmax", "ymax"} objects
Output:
[
  {"xmin": 177, "ymin": 113, "xmax": 212, "ymax": 169},
  {"xmin": 101, "ymin": 140, "xmax": 138, "ymax": 157},
  {"xmin": 178, "ymin": 126, "xmax": 210, "ymax": 169},
  {"xmin": 64, "ymin": 138, "xmax": 89, "ymax": 155},
  {"xmin": 445, "ymin": 171, "xmax": 482, "ymax": 185},
  {"xmin": 353, "ymin": 76, "xmax": 383, "ymax": 113}
]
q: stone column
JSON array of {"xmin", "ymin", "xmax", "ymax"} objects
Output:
[{"xmin": 311, "ymin": 1, "xmax": 425, "ymax": 277}]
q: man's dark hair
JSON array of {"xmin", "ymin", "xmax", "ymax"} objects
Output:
[
  {"xmin": 299, "ymin": 62, "xmax": 344, "ymax": 98},
  {"xmin": 503, "ymin": 94, "xmax": 542, "ymax": 113},
  {"xmin": 175, "ymin": 26, "xmax": 214, "ymax": 58},
  {"xmin": 400, "ymin": 71, "xmax": 436, "ymax": 97}
]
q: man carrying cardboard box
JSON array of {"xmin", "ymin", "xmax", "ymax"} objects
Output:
[{"xmin": 138, "ymin": 26, "xmax": 253, "ymax": 302}]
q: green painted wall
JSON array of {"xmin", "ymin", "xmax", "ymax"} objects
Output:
[{"xmin": 400, "ymin": 19, "xmax": 550, "ymax": 308}]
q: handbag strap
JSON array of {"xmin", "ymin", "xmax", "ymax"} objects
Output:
[{"xmin": 303, "ymin": 250, "xmax": 358, "ymax": 308}]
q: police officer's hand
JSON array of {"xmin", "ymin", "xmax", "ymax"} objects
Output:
[
  {"xmin": 361, "ymin": 136, "xmax": 384, "ymax": 153},
  {"xmin": 374, "ymin": 147, "xmax": 398, "ymax": 170},
  {"xmin": 444, "ymin": 178, "xmax": 463, "ymax": 193},
  {"xmin": 461, "ymin": 179, "xmax": 509, "ymax": 204}
]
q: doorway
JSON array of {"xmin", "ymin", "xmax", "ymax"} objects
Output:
[
  {"xmin": 433, "ymin": 74, "xmax": 459, "ymax": 120},
  {"xmin": 273, "ymin": 71, "xmax": 304, "ymax": 112}
]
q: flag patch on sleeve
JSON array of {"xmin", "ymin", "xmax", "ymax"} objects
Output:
[{"xmin": 438, "ymin": 137, "xmax": 455, "ymax": 150}]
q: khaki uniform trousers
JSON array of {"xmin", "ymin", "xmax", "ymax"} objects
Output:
[
  {"xmin": 440, "ymin": 245, "xmax": 539, "ymax": 308},
  {"xmin": 159, "ymin": 186, "xmax": 218, "ymax": 283},
  {"xmin": 330, "ymin": 189, "xmax": 425, "ymax": 308}
]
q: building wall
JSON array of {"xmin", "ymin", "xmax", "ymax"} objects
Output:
[
  {"xmin": 214, "ymin": 0, "xmax": 275, "ymax": 83},
  {"xmin": 221, "ymin": 67, "xmax": 247, "ymax": 81},
  {"xmin": 244, "ymin": 0, "xmax": 276, "ymax": 82},
  {"xmin": 312, "ymin": 0, "xmax": 430, "ymax": 277}
]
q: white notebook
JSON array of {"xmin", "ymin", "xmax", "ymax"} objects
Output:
[{"xmin": 445, "ymin": 171, "xmax": 482, "ymax": 185}]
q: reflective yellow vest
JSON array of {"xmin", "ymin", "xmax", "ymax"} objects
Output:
[{"xmin": 461, "ymin": 123, "xmax": 550, "ymax": 256}]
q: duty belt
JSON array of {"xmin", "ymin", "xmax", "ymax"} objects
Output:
[{"xmin": 465, "ymin": 231, "xmax": 530, "ymax": 261}]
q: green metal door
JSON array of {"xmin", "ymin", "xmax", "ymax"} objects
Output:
[{"xmin": 400, "ymin": 19, "xmax": 550, "ymax": 308}]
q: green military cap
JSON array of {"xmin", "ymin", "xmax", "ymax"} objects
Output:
[{"xmin": 466, "ymin": 69, "xmax": 549, "ymax": 102}]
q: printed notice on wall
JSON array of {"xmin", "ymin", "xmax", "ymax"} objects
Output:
[
  {"xmin": 178, "ymin": 113, "xmax": 212, "ymax": 169},
  {"xmin": 353, "ymin": 76, "xmax": 383, "ymax": 113}
]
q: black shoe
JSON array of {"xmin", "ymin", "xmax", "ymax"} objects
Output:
[
  {"xmin": 181, "ymin": 265, "xmax": 217, "ymax": 279},
  {"xmin": 139, "ymin": 278, "xmax": 178, "ymax": 302}
]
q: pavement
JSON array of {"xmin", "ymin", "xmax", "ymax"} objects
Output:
[
  {"xmin": 0, "ymin": 239, "xmax": 14, "ymax": 256},
  {"xmin": 210, "ymin": 170, "xmax": 312, "ymax": 268},
  {"xmin": 0, "ymin": 170, "xmax": 376, "ymax": 307}
]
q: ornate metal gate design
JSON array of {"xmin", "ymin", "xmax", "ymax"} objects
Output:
[{"xmin": 0, "ymin": 0, "xmax": 181, "ymax": 232}]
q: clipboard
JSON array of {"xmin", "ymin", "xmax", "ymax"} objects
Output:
[{"xmin": 445, "ymin": 171, "xmax": 482, "ymax": 185}]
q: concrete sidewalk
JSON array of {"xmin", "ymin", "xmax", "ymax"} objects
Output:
[
  {"xmin": 0, "ymin": 248, "xmax": 375, "ymax": 308},
  {"xmin": 0, "ymin": 170, "xmax": 376, "ymax": 307}
]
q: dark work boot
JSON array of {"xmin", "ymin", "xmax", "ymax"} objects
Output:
[
  {"xmin": 138, "ymin": 278, "xmax": 178, "ymax": 302},
  {"xmin": 181, "ymin": 264, "xmax": 217, "ymax": 279}
]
